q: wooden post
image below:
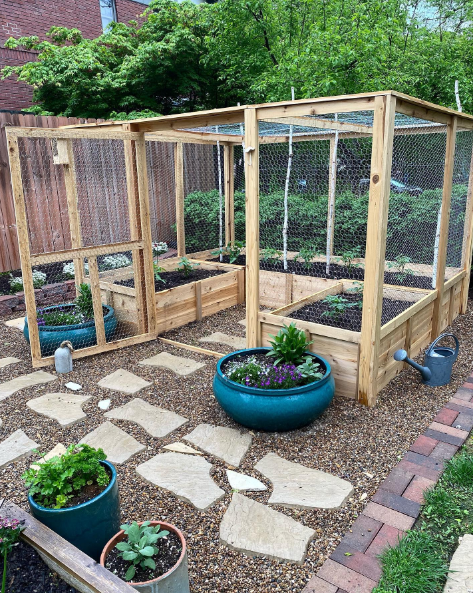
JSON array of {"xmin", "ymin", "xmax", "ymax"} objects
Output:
[
  {"xmin": 245, "ymin": 108, "xmax": 260, "ymax": 348},
  {"xmin": 175, "ymin": 142, "xmax": 185, "ymax": 257},
  {"xmin": 326, "ymin": 133, "xmax": 338, "ymax": 272},
  {"xmin": 224, "ymin": 144, "xmax": 235, "ymax": 245},
  {"xmin": 358, "ymin": 95, "xmax": 396, "ymax": 407},
  {"xmin": 195, "ymin": 280, "xmax": 202, "ymax": 321},
  {"xmin": 432, "ymin": 116, "xmax": 458, "ymax": 337},
  {"xmin": 460, "ymin": 144, "xmax": 473, "ymax": 313},
  {"xmin": 87, "ymin": 256, "xmax": 106, "ymax": 346}
]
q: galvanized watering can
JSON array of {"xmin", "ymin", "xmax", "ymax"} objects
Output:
[{"xmin": 393, "ymin": 333, "xmax": 459, "ymax": 387}]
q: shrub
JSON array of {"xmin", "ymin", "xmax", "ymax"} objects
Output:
[
  {"xmin": 75, "ymin": 283, "xmax": 94, "ymax": 319},
  {"xmin": 267, "ymin": 322, "xmax": 312, "ymax": 365},
  {"xmin": 9, "ymin": 270, "xmax": 46, "ymax": 292}
]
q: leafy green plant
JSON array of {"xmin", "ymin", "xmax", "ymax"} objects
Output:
[
  {"xmin": 267, "ymin": 323, "xmax": 312, "ymax": 365},
  {"xmin": 75, "ymin": 283, "xmax": 94, "ymax": 319},
  {"xmin": 387, "ymin": 255, "xmax": 414, "ymax": 282},
  {"xmin": 336, "ymin": 248, "xmax": 362, "ymax": 273},
  {"xmin": 295, "ymin": 247, "xmax": 319, "ymax": 269},
  {"xmin": 346, "ymin": 281, "xmax": 364, "ymax": 295},
  {"xmin": 1, "ymin": 517, "xmax": 25, "ymax": 593},
  {"xmin": 9, "ymin": 270, "xmax": 46, "ymax": 292},
  {"xmin": 22, "ymin": 444, "xmax": 109, "ymax": 509},
  {"xmin": 176, "ymin": 257, "xmax": 199, "ymax": 277},
  {"xmin": 261, "ymin": 248, "xmax": 283, "ymax": 263},
  {"xmin": 153, "ymin": 264, "xmax": 166, "ymax": 285},
  {"xmin": 226, "ymin": 357, "xmax": 264, "ymax": 385},
  {"xmin": 212, "ymin": 240, "xmax": 245, "ymax": 264},
  {"xmin": 37, "ymin": 306, "xmax": 82, "ymax": 327},
  {"xmin": 297, "ymin": 357, "xmax": 324, "ymax": 381},
  {"xmin": 115, "ymin": 521, "xmax": 170, "ymax": 582},
  {"xmin": 321, "ymin": 295, "xmax": 358, "ymax": 321}
]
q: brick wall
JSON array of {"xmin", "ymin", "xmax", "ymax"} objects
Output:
[{"xmin": 0, "ymin": 47, "xmax": 35, "ymax": 109}]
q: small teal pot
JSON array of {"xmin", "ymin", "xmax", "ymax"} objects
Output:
[
  {"xmin": 213, "ymin": 348, "xmax": 335, "ymax": 432},
  {"xmin": 28, "ymin": 460, "xmax": 120, "ymax": 561},
  {"xmin": 24, "ymin": 303, "xmax": 117, "ymax": 356}
]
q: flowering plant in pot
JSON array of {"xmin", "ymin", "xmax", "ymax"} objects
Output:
[
  {"xmin": 0, "ymin": 517, "xmax": 25, "ymax": 593},
  {"xmin": 101, "ymin": 520, "xmax": 190, "ymax": 593},
  {"xmin": 213, "ymin": 323, "xmax": 335, "ymax": 431}
]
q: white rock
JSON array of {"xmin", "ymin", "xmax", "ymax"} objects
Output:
[
  {"xmin": 65, "ymin": 382, "xmax": 82, "ymax": 391},
  {"xmin": 226, "ymin": 470, "xmax": 267, "ymax": 492},
  {"xmin": 105, "ymin": 398, "xmax": 188, "ymax": 437},
  {"xmin": 98, "ymin": 369, "xmax": 152, "ymax": 394},
  {"xmin": 162, "ymin": 442, "xmax": 203, "ymax": 456},
  {"xmin": 0, "ymin": 357, "xmax": 21, "ymax": 369},
  {"xmin": 136, "ymin": 452, "xmax": 224, "ymax": 510},
  {"xmin": 4, "ymin": 317, "xmax": 25, "ymax": 332},
  {"xmin": 444, "ymin": 533, "xmax": 473, "ymax": 592},
  {"xmin": 199, "ymin": 332, "xmax": 246, "ymax": 350},
  {"xmin": 255, "ymin": 452, "xmax": 354, "ymax": 509},
  {"xmin": 220, "ymin": 493, "xmax": 315, "ymax": 563},
  {"xmin": 0, "ymin": 430, "xmax": 38, "ymax": 468},
  {"xmin": 139, "ymin": 352, "xmax": 206, "ymax": 377},
  {"xmin": 80, "ymin": 422, "xmax": 145, "ymax": 465},
  {"xmin": 27, "ymin": 393, "xmax": 91, "ymax": 427},
  {"xmin": 184, "ymin": 423, "xmax": 252, "ymax": 467},
  {"xmin": 0, "ymin": 371, "xmax": 57, "ymax": 402},
  {"xmin": 98, "ymin": 399, "xmax": 111, "ymax": 411},
  {"xmin": 31, "ymin": 443, "xmax": 67, "ymax": 470}
]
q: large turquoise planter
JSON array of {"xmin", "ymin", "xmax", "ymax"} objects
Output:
[
  {"xmin": 213, "ymin": 348, "xmax": 335, "ymax": 431},
  {"xmin": 24, "ymin": 303, "xmax": 117, "ymax": 356},
  {"xmin": 28, "ymin": 460, "xmax": 120, "ymax": 561}
]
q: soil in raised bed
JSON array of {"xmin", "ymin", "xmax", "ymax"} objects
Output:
[
  {"xmin": 288, "ymin": 292, "xmax": 415, "ymax": 332},
  {"xmin": 115, "ymin": 268, "xmax": 226, "ymax": 291},
  {"xmin": 105, "ymin": 531, "xmax": 181, "ymax": 583},
  {"xmin": 0, "ymin": 539, "xmax": 78, "ymax": 593}
]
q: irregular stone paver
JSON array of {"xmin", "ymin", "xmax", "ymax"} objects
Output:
[
  {"xmin": 31, "ymin": 443, "xmax": 67, "ymax": 470},
  {"xmin": 139, "ymin": 352, "xmax": 205, "ymax": 377},
  {"xmin": 199, "ymin": 332, "xmax": 246, "ymax": 350},
  {"xmin": 255, "ymin": 453, "xmax": 354, "ymax": 509},
  {"xmin": 184, "ymin": 424, "xmax": 252, "ymax": 467},
  {"xmin": 444, "ymin": 534, "xmax": 473, "ymax": 592},
  {"xmin": 80, "ymin": 422, "xmax": 145, "ymax": 465},
  {"xmin": 65, "ymin": 382, "xmax": 82, "ymax": 391},
  {"xmin": 105, "ymin": 398, "xmax": 188, "ymax": 438},
  {"xmin": 227, "ymin": 470, "xmax": 267, "ymax": 492},
  {"xmin": 0, "ymin": 357, "xmax": 21, "ymax": 369},
  {"xmin": 220, "ymin": 493, "xmax": 315, "ymax": 563},
  {"xmin": 4, "ymin": 317, "xmax": 25, "ymax": 331},
  {"xmin": 0, "ymin": 430, "xmax": 38, "ymax": 468},
  {"xmin": 27, "ymin": 393, "xmax": 92, "ymax": 427},
  {"xmin": 98, "ymin": 369, "xmax": 151, "ymax": 394},
  {"xmin": 136, "ymin": 452, "xmax": 224, "ymax": 510},
  {"xmin": 0, "ymin": 371, "xmax": 56, "ymax": 402},
  {"xmin": 162, "ymin": 442, "xmax": 203, "ymax": 456}
]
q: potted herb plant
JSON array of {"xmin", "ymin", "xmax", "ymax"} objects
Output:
[
  {"xmin": 24, "ymin": 283, "xmax": 117, "ymax": 356},
  {"xmin": 101, "ymin": 520, "xmax": 190, "ymax": 593},
  {"xmin": 213, "ymin": 323, "xmax": 335, "ymax": 431},
  {"xmin": 22, "ymin": 444, "xmax": 120, "ymax": 561}
]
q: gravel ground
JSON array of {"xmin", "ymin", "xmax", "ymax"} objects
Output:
[{"xmin": 1, "ymin": 303, "xmax": 473, "ymax": 593}]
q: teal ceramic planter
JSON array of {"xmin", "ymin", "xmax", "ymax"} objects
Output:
[
  {"xmin": 213, "ymin": 348, "xmax": 335, "ymax": 431},
  {"xmin": 24, "ymin": 303, "xmax": 117, "ymax": 356},
  {"xmin": 28, "ymin": 460, "xmax": 120, "ymax": 561}
]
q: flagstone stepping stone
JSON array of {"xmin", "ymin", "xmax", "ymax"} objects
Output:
[
  {"xmin": 0, "ymin": 371, "xmax": 56, "ymax": 402},
  {"xmin": 27, "ymin": 393, "xmax": 92, "ymax": 427},
  {"xmin": 255, "ymin": 452, "xmax": 354, "ymax": 510},
  {"xmin": 105, "ymin": 398, "xmax": 188, "ymax": 437},
  {"xmin": 0, "ymin": 430, "xmax": 38, "ymax": 468},
  {"xmin": 80, "ymin": 422, "xmax": 145, "ymax": 465},
  {"xmin": 226, "ymin": 470, "xmax": 267, "ymax": 492},
  {"xmin": 162, "ymin": 442, "xmax": 203, "ymax": 456},
  {"xmin": 4, "ymin": 317, "xmax": 25, "ymax": 332},
  {"xmin": 199, "ymin": 332, "xmax": 246, "ymax": 350},
  {"xmin": 65, "ymin": 382, "xmax": 82, "ymax": 391},
  {"xmin": 444, "ymin": 533, "xmax": 473, "ymax": 592},
  {"xmin": 98, "ymin": 369, "xmax": 151, "ymax": 394},
  {"xmin": 0, "ymin": 357, "xmax": 21, "ymax": 369},
  {"xmin": 136, "ymin": 452, "xmax": 224, "ymax": 510},
  {"xmin": 31, "ymin": 443, "xmax": 67, "ymax": 470},
  {"xmin": 184, "ymin": 424, "xmax": 252, "ymax": 467},
  {"xmin": 139, "ymin": 352, "xmax": 205, "ymax": 377},
  {"xmin": 220, "ymin": 493, "xmax": 315, "ymax": 563}
]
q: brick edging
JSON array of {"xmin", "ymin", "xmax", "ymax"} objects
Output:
[
  {"xmin": 0, "ymin": 280, "xmax": 76, "ymax": 315},
  {"xmin": 303, "ymin": 379, "xmax": 473, "ymax": 593}
]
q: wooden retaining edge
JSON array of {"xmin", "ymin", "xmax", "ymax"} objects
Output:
[
  {"xmin": 0, "ymin": 500, "xmax": 136, "ymax": 593},
  {"xmin": 158, "ymin": 337, "xmax": 224, "ymax": 359}
]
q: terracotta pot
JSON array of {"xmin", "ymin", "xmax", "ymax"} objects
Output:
[{"xmin": 100, "ymin": 521, "xmax": 190, "ymax": 593}]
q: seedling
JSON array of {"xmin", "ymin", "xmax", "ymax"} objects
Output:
[
  {"xmin": 387, "ymin": 255, "xmax": 414, "ymax": 282},
  {"xmin": 321, "ymin": 295, "xmax": 358, "ymax": 321},
  {"xmin": 261, "ymin": 248, "xmax": 283, "ymax": 263},
  {"xmin": 176, "ymin": 257, "xmax": 199, "ymax": 277},
  {"xmin": 212, "ymin": 240, "xmax": 245, "ymax": 264},
  {"xmin": 336, "ymin": 248, "xmax": 362, "ymax": 273},
  {"xmin": 295, "ymin": 247, "xmax": 319, "ymax": 269},
  {"xmin": 153, "ymin": 264, "xmax": 166, "ymax": 284}
]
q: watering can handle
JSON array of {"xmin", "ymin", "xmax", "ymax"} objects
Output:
[{"xmin": 427, "ymin": 333, "xmax": 460, "ymax": 362}]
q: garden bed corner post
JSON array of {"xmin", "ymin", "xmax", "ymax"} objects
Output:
[
  {"xmin": 358, "ymin": 94, "xmax": 396, "ymax": 407},
  {"xmin": 224, "ymin": 144, "xmax": 235, "ymax": 246},
  {"xmin": 245, "ymin": 107, "xmax": 260, "ymax": 348},
  {"xmin": 175, "ymin": 142, "xmax": 186, "ymax": 258},
  {"xmin": 460, "ymin": 140, "xmax": 473, "ymax": 314}
]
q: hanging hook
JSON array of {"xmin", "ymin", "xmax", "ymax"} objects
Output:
[{"xmin": 245, "ymin": 146, "xmax": 255, "ymax": 166}]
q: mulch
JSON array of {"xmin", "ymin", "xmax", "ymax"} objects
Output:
[{"xmin": 115, "ymin": 269, "xmax": 225, "ymax": 291}]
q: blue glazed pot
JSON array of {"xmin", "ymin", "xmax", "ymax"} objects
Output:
[
  {"xmin": 24, "ymin": 303, "xmax": 117, "ymax": 356},
  {"xmin": 213, "ymin": 348, "xmax": 335, "ymax": 432},
  {"xmin": 28, "ymin": 460, "xmax": 120, "ymax": 562}
]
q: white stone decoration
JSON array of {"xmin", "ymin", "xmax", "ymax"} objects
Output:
[
  {"xmin": 98, "ymin": 399, "xmax": 111, "ymax": 411},
  {"xmin": 65, "ymin": 382, "xmax": 82, "ymax": 391},
  {"xmin": 4, "ymin": 318, "xmax": 25, "ymax": 332},
  {"xmin": 226, "ymin": 470, "xmax": 267, "ymax": 492}
]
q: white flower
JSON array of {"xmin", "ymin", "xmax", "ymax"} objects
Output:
[
  {"xmin": 63, "ymin": 261, "xmax": 89, "ymax": 278},
  {"xmin": 152, "ymin": 242, "xmax": 168, "ymax": 256},
  {"xmin": 10, "ymin": 269, "xmax": 46, "ymax": 291},
  {"xmin": 101, "ymin": 254, "xmax": 131, "ymax": 270}
]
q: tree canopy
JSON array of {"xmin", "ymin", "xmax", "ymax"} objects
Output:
[{"xmin": 3, "ymin": 0, "xmax": 473, "ymax": 117}]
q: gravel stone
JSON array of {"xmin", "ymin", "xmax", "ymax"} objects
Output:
[
  {"xmin": 185, "ymin": 423, "xmax": 252, "ymax": 466},
  {"xmin": 65, "ymin": 382, "xmax": 82, "ymax": 391},
  {"xmin": 80, "ymin": 421, "xmax": 145, "ymax": 464},
  {"xmin": 27, "ymin": 392, "xmax": 92, "ymax": 427},
  {"xmin": 0, "ymin": 429, "xmax": 38, "ymax": 468},
  {"xmin": 97, "ymin": 368, "xmax": 151, "ymax": 394}
]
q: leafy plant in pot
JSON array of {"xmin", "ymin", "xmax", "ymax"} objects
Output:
[
  {"xmin": 213, "ymin": 323, "xmax": 335, "ymax": 431},
  {"xmin": 22, "ymin": 444, "xmax": 120, "ymax": 561},
  {"xmin": 101, "ymin": 521, "xmax": 190, "ymax": 593}
]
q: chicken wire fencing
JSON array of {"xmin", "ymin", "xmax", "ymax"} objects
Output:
[{"xmin": 11, "ymin": 133, "xmax": 153, "ymax": 362}]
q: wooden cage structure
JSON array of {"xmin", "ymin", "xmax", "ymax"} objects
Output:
[{"xmin": 7, "ymin": 91, "xmax": 473, "ymax": 406}]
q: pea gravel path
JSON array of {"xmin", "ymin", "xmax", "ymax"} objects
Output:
[{"xmin": 1, "ymin": 303, "xmax": 473, "ymax": 593}]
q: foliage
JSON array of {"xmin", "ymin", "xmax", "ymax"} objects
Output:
[
  {"xmin": 321, "ymin": 295, "xmax": 359, "ymax": 321},
  {"xmin": 63, "ymin": 261, "xmax": 89, "ymax": 279},
  {"xmin": 336, "ymin": 248, "xmax": 362, "ymax": 272},
  {"xmin": 75, "ymin": 283, "xmax": 94, "ymax": 319},
  {"xmin": 9, "ymin": 270, "xmax": 46, "ymax": 292},
  {"xmin": 266, "ymin": 322, "xmax": 312, "ymax": 365},
  {"xmin": 37, "ymin": 305, "xmax": 83, "ymax": 327},
  {"xmin": 100, "ymin": 254, "xmax": 131, "ymax": 271},
  {"xmin": 346, "ymin": 281, "xmax": 364, "ymax": 295},
  {"xmin": 153, "ymin": 264, "xmax": 166, "ymax": 284},
  {"xmin": 0, "ymin": 517, "xmax": 25, "ymax": 593},
  {"xmin": 212, "ymin": 240, "xmax": 245, "ymax": 263},
  {"xmin": 387, "ymin": 255, "xmax": 414, "ymax": 282},
  {"xmin": 176, "ymin": 257, "xmax": 199, "ymax": 277},
  {"xmin": 261, "ymin": 248, "xmax": 283, "ymax": 263},
  {"xmin": 22, "ymin": 444, "xmax": 109, "ymax": 509},
  {"xmin": 115, "ymin": 521, "xmax": 170, "ymax": 582},
  {"xmin": 152, "ymin": 242, "xmax": 168, "ymax": 259},
  {"xmin": 295, "ymin": 247, "xmax": 319, "ymax": 269},
  {"xmin": 297, "ymin": 356, "xmax": 324, "ymax": 381}
]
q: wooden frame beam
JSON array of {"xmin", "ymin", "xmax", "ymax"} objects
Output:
[
  {"xmin": 147, "ymin": 129, "xmax": 243, "ymax": 144},
  {"xmin": 261, "ymin": 116, "xmax": 373, "ymax": 134},
  {"xmin": 224, "ymin": 144, "xmax": 235, "ymax": 245},
  {"xmin": 460, "ymin": 142, "xmax": 473, "ymax": 313},
  {"xmin": 30, "ymin": 240, "xmax": 144, "ymax": 265},
  {"xmin": 6, "ymin": 127, "xmax": 142, "ymax": 140},
  {"xmin": 175, "ymin": 142, "xmax": 185, "ymax": 257}
]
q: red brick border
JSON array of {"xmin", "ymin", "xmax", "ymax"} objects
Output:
[{"xmin": 302, "ymin": 379, "xmax": 473, "ymax": 593}]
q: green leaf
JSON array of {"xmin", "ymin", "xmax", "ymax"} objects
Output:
[
  {"xmin": 122, "ymin": 551, "xmax": 139, "ymax": 561},
  {"xmin": 127, "ymin": 522, "xmax": 141, "ymax": 543},
  {"xmin": 115, "ymin": 542, "xmax": 131, "ymax": 552},
  {"xmin": 139, "ymin": 546, "xmax": 155, "ymax": 557},
  {"xmin": 125, "ymin": 565, "xmax": 136, "ymax": 581},
  {"xmin": 142, "ymin": 557, "xmax": 156, "ymax": 570}
]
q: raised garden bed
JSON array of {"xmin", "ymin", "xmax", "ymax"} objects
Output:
[{"xmin": 115, "ymin": 268, "xmax": 225, "ymax": 291}]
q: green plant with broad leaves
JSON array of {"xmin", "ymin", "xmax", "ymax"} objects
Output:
[
  {"xmin": 346, "ymin": 281, "xmax": 364, "ymax": 295},
  {"xmin": 295, "ymin": 247, "xmax": 319, "ymax": 269},
  {"xmin": 321, "ymin": 295, "xmax": 358, "ymax": 321},
  {"xmin": 115, "ymin": 521, "xmax": 170, "ymax": 582},
  {"xmin": 387, "ymin": 255, "xmax": 414, "ymax": 282},
  {"xmin": 176, "ymin": 257, "xmax": 199, "ymax": 277},
  {"xmin": 260, "ymin": 248, "xmax": 283, "ymax": 263},
  {"xmin": 153, "ymin": 264, "xmax": 166, "ymax": 285},
  {"xmin": 212, "ymin": 240, "xmax": 245, "ymax": 264},
  {"xmin": 22, "ymin": 444, "xmax": 109, "ymax": 509},
  {"xmin": 75, "ymin": 283, "xmax": 94, "ymax": 319},
  {"xmin": 267, "ymin": 322, "xmax": 312, "ymax": 365},
  {"xmin": 336, "ymin": 248, "xmax": 362, "ymax": 273},
  {"xmin": 297, "ymin": 356, "xmax": 324, "ymax": 381}
]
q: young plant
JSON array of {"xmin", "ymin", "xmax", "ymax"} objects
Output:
[
  {"xmin": 176, "ymin": 257, "xmax": 199, "ymax": 277},
  {"xmin": 22, "ymin": 444, "xmax": 109, "ymax": 509},
  {"xmin": 336, "ymin": 248, "xmax": 362, "ymax": 273},
  {"xmin": 0, "ymin": 517, "xmax": 25, "ymax": 593},
  {"xmin": 37, "ymin": 306, "xmax": 82, "ymax": 327},
  {"xmin": 297, "ymin": 357, "xmax": 324, "ymax": 381},
  {"xmin": 387, "ymin": 255, "xmax": 414, "ymax": 282},
  {"xmin": 295, "ymin": 247, "xmax": 318, "ymax": 269},
  {"xmin": 212, "ymin": 240, "xmax": 245, "ymax": 264},
  {"xmin": 267, "ymin": 323, "xmax": 313, "ymax": 365},
  {"xmin": 115, "ymin": 521, "xmax": 170, "ymax": 582},
  {"xmin": 63, "ymin": 261, "xmax": 89, "ymax": 279},
  {"xmin": 100, "ymin": 254, "xmax": 131, "ymax": 271},
  {"xmin": 321, "ymin": 295, "xmax": 357, "ymax": 321},
  {"xmin": 153, "ymin": 264, "xmax": 166, "ymax": 285},
  {"xmin": 9, "ymin": 269, "xmax": 46, "ymax": 292},
  {"xmin": 346, "ymin": 281, "xmax": 364, "ymax": 295},
  {"xmin": 75, "ymin": 283, "xmax": 94, "ymax": 319},
  {"xmin": 260, "ymin": 248, "xmax": 283, "ymax": 263}
]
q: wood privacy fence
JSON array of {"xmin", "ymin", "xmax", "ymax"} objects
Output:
[{"xmin": 0, "ymin": 112, "xmax": 216, "ymax": 272}]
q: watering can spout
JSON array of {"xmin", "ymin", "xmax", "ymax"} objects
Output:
[{"xmin": 393, "ymin": 349, "xmax": 433, "ymax": 382}]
